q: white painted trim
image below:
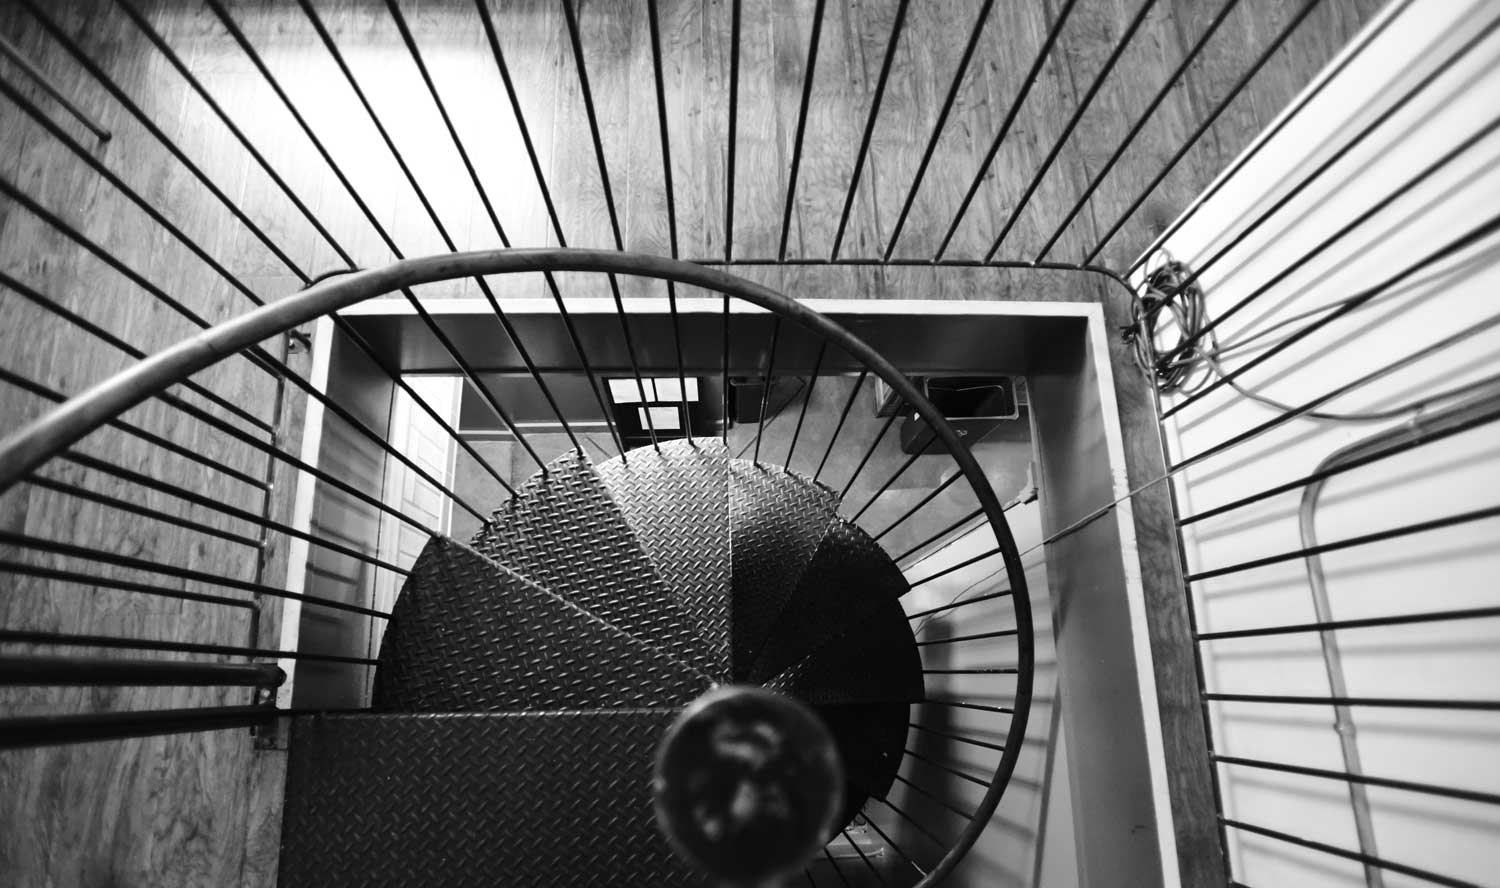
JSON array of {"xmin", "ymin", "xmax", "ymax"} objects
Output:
[
  {"xmin": 338, "ymin": 296, "xmax": 1098, "ymax": 320},
  {"xmin": 1081, "ymin": 302, "xmax": 1181, "ymax": 886},
  {"xmin": 275, "ymin": 315, "xmax": 335, "ymax": 709}
]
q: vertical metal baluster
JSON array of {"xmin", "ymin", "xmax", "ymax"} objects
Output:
[
  {"xmin": 840, "ymin": 828, "xmax": 889, "ymax": 885},
  {"xmin": 647, "ymin": 0, "xmax": 691, "ymax": 442},
  {"xmin": 872, "ymin": 471, "xmax": 962, "ymax": 542},
  {"xmin": 882, "ymin": 0, "xmax": 995, "ymax": 260},
  {"xmin": 852, "ymin": 437, "xmax": 938, "ymax": 521},
  {"xmin": 722, "ymin": 294, "xmax": 732, "ymax": 444},
  {"xmin": 932, "ymin": 0, "xmax": 1081, "ymax": 261},
  {"xmin": 206, "ymin": 0, "xmax": 548, "ymax": 474},
  {"xmin": 1030, "ymin": 0, "xmax": 1244, "ymax": 263},
  {"xmin": 375, "ymin": 0, "xmax": 580, "ymax": 454},
  {"xmin": 778, "ymin": 0, "xmax": 827, "ymax": 260},
  {"xmin": 560, "ymin": 0, "xmax": 657, "ymax": 450},
  {"xmin": 785, "ymin": 341, "xmax": 827, "ymax": 472},
  {"xmin": 1124, "ymin": 0, "xmax": 1418, "ymax": 278},
  {"xmin": 840, "ymin": 411, "xmax": 900, "ymax": 500},
  {"xmin": 725, "ymin": 0, "xmax": 742, "ymax": 262},
  {"xmin": 830, "ymin": 0, "xmax": 912, "ymax": 260},
  {"xmin": 109, "ymin": 1, "xmax": 512, "ymax": 493},
  {"xmin": 1083, "ymin": 0, "xmax": 1329, "ymax": 265},
  {"xmin": 814, "ymin": 370, "xmax": 867, "ymax": 483},
  {"xmin": 753, "ymin": 317, "xmax": 781, "ymax": 465},
  {"xmin": 471, "ymin": 0, "xmax": 626, "ymax": 460},
  {"xmin": 983, "ymin": 0, "xmax": 1159, "ymax": 260}
]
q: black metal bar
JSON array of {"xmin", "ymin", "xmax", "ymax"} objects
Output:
[
  {"xmin": 915, "ymin": 630, "xmax": 1018, "ymax": 648},
  {"xmin": 862, "ymin": 816, "xmax": 928, "ymax": 879},
  {"xmin": 1032, "ymin": 0, "xmax": 1243, "ymax": 263},
  {"xmin": 18, "ymin": 0, "xmax": 302, "ymax": 283},
  {"xmin": 1083, "ymin": 0, "xmax": 1325, "ymax": 265},
  {"xmin": 1, "ymin": 174, "xmax": 494, "ymax": 518},
  {"xmin": 208, "ymin": 0, "xmax": 544, "ymax": 479},
  {"xmin": 1125, "ymin": 0, "xmax": 1418, "ymax": 277},
  {"xmin": 558, "ymin": 0, "xmax": 657, "ymax": 449},
  {"xmin": 1216, "ymin": 753, "xmax": 1500, "ymax": 808},
  {"xmin": 52, "ymin": 448, "xmax": 411, "ymax": 578},
  {"xmin": 840, "ymin": 829, "xmax": 889, "ymax": 886},
  {"xmin": 882, "ymin": 0, "xmax": 996, "ymax": 260},
  {"xmin": 647, "ymin": 0, "xmax": 691, "ymax": 439},
  {"xmin": 905, "ymin": 589, "xmax": 1013, "ymax": 621},
  {"xmin": 0, "ymin": 560, "xmax": 256, "ymax": 611},
  {"xmin": 823, "ymin": 845, "xmax": 856, "ymax": 888},
  {"xmin": 22, "ymin": 475, "xmax": 261, "ymax": 550},
  {"xmin": 893, "ymin": 507, "xmax": 984, "ymax": 563},
  {"xmin": 1207, "ymin": 693, "xmax": 1500, "ymax": 712},
  {"xmin": 1182, "ymin": 394, "xmax": 1500, "ymax": 527},
  {"xmin": 1165, "ymin": 217, "xmax": 1500, "ymax": 423},
  {"xmin": 891, "ymin": 773, "xmax": 974, "ymax": 822},
  {"xmin": 785, "ymin": 341, "xmax": 827, "ymax": 471},
  {"xmin": 0, "ymin": 705, "xmax": 278, "ymax": 750},
  {"xmin": 733, "ymin": 376, "xmax": 809, "ymax": 460},
  {"xmin": 307, "ymin": 0, "xmax": 578, "ymax": 455},
  {"xmin": 984, "ymin": 0, "xmax": 1159, "ymax": 261},
  {"xmin": 778, "ymin": 0, "xmax": 827, "ymax": 260},
  {"xmin": 0, "ymin": 32, "xmax": 111, "ymax": 140},
  {"xmin": 830, "ymin": 0, "xmax": 912, "ymax": 260},
  {"xmin": 1190, "ymin": 504, "xmax": 1500, "ymax": 583},
  {"xmin": 0, "ymin": 71, "xmax": 264, "ymax": 316},
  {"xmin": 722, "ymin": 295, "xmax": 732, "ymax": 444},
  {"xmin": 1222, "ymin": 818, "xmax": 1476, "ymax": 888},
  {"xmin": 933, "ymin": 0, "xmax": 1081, "ymax": 261},
  {"xmin": 872, "ymin": 472, "xmax": 963, "ymax": 542},
  {"xmin": 115, "ymin": 0, "xmax": 518, "ymax": 495},
  {"xmin": 0, "ymin": 532, "xmax": 390, "ymax": 621},
  {"xmin": 919, "ymin": 697, "xmax": 1015, "ymax": 716},
  {"xmin": 1157, "ymin": 111, "xmax": 1500, "ymax": 370},
  {"xmin": 0, "ymin": 655, "xmax": 284, "ymax": 688},
  {"xmin": 839, "ymin": 411, "xmax": 900, "ymax": 499},
  {"xmin": 907, "ymin": 548, "xmax": 1002, "ymax": 589},
  {"xmin": 1199, "ymin": 605, "xmax": 1500, "ymax": 643},
  {"xmin": 0, "ymin": 360, "xmax": 264, "ymax": 493},
  {"xmin": 852, "ymin": 439, "xmax": 934, "ymax": 522},
  {"xmin": 814, "ymin": 370, "xmax": 866, "ymax": 482},
  {"xmin": 725, "ymin": 0, "xmax": 742, "ymax": 261},
  {"xmin": 468, "ymin": 1, "xmax": 624, "ymax": 459},
  {"xmin": 0, "ymin": 630, "xmax": 379, "ymax": 666},
  {"xmin": 876, "ymin": 796, "xmax": 946, "ymax": 852},
  {"xmin": 908, "ymin": 721, "xmax": 1007, "ymax": 753},
  {"xmin": 904, "ymin": 747, "xmax": 991, "ymax": 789},
  {"xmin": 1150, "ymin": 13, "xmax": 1500, "ymax": 332},
  {"xmin": 753, "ymin": 317, "xmax": 782, "ymax": 465},
  {"xmin": 0, "ymin": 176, "xmax": 279, "ymax": 400}
]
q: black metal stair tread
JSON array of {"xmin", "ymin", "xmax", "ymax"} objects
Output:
[
  {"xmin": 594, "ymin": 438, "xmax": 731, "ymax": 681},
  {"xmin": 729, "ymin": 459, "xmax": 838, "ymax": 680},
  {"xmin": 815, "ymin": 702, "xmax": 910, "ymax": 829},
  {"xmin": 471, "ymin": 448, "xmax": 716, "ymax": 675},
  {"xmin": 747, "ymin": 517, "xmax": 910, "ymax": 684},
  {"xmin": 279, "ymin": 711, "xmax": 708, "ymax": 888},
  {"xmin": 764, "ymin": 592, "xmax": 925, "ymax": 707},
  {"xmin": 374, "ymin": 536, "xmax": 708, "ymax": 712}
]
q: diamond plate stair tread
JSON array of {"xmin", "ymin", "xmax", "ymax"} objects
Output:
[
  {"xmin": 729, "ymin": 459, "xmax": 838, "ymax": 680},
  {"xmin": 374, "ymin": 536, "xmax": 706, "ymax": 712},
  {"xmin": 279, "ymin": 711, "xmax": 707, "ymax": 888},
  {"xmin": 748, "ymin": 518, "xmax": 910, "ymax": 684},
  {"xmin": 471, "ymin": 448, "xmax": 714, "ymax": 675},
  {"xmin": 764, "ymin": 592, "xmax": 925, "ymax": 706},
  {"xmin": 816, "ymin": 702, "xmax": 909, "ymax": 828},
  {"xmin": 595, "ymin": 438, "xmax": 730, "ymax": 680}
]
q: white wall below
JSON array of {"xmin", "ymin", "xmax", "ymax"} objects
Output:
[{"xmin": 1149, "ymin": 1, "xmax": 1500, "ymax": 884}]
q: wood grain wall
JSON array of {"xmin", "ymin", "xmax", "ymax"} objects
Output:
[{"xmin": 0, "ymin": 0, "xmax": 1381, "ymax": 885}]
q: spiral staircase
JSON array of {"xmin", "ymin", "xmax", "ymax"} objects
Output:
[{"xmin": 280, "ymin": 439, "xmax": 921, "ymax": 885}]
